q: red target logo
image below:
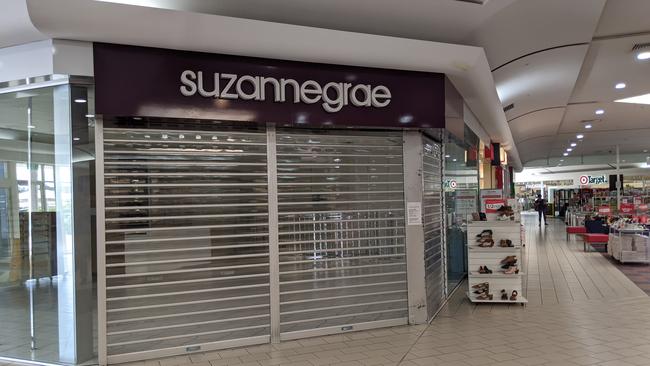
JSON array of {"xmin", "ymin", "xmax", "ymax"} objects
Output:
[{"xmin": 579, "ymin": 175, "xmax": 589, "ymax": 185}]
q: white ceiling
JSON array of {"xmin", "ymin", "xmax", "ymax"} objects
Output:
[{"xmin": 3, "ymin": 0, "xmax": 649, "ymax": 168}]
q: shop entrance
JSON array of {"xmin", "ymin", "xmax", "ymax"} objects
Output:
[{"xmin": 98, "ymin": 118, "xmax": 409, "ymax": 363}]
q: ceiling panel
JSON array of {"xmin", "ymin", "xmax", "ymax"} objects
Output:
[
  {"xmin": 467, "ymin": 0, "xmax": 605, "ymax": 68},
  {"xmin": 515, "ymin": 135, "xmax": 556, "ymax": 162},
  {"xmin": 508, "ymin": 107, "xmax": 565, "ymax": 143},
  {"xmin": 571, "ymin": 34, "xmax": 650, "ymax": 104},
  {"xmin": 494, "ymin": 45, "xmax": 587, "ymax": 121},
  {"xmin": 97, "ymin": 0, "xmax": 516, "ymax": 44},
  {"xmin": 594, "ymin": 0, "xmax": 650, "ymax": 38},
  {"xmin": 559, "ymin": 102, "xmax": 650, "ymax": 133}
]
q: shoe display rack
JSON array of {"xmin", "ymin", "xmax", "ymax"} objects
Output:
[{"xmin": 467, "ymin": 221, "xmax": 527, "ymax": 304}]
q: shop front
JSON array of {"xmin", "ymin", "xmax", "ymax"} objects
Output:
[
  {"xmin": 0, "ymin": 42, "xmax": 453, "ymax": 365},
  {"xmin": 93, "ymin": 44, "xmax": 449, "ymax": 364}
]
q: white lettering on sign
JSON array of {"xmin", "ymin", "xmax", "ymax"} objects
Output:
[{"xmin": 180, "ymin": 70, "xmax": 392, "ymax": 113}]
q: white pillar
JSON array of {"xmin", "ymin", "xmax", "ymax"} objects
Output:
[
  {"xmin": 402, "ymin": 131, "xmax": 427, "ymax": 324},
  {"xmin": 616, "ymin": 145, "xmax": 621, "ymax": 211}
]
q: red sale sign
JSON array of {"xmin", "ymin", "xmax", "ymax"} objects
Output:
[
  {"xmin": 598, "ymin": 205, "xmax": 611, "ymax": 215},
  {"xmin": 620, "ymin": 203, "xmax": 635, "ymax": 214},
  {"xmin": 639, "ymin": 204, "xmax": 649, "ymax": 211},
  {"xmin": 484, "ymin": 199, "xmax": 506, "ymax": 213}
]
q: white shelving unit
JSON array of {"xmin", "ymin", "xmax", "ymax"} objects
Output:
[{"xmin": 467, "ymin": 221, "xmax": 527, "ymax": 304}]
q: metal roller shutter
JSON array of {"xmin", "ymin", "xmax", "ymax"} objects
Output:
[
  {"xmin": 422, "ymin": 137, "xmax": 445, "ymax": 319},
  {"xmin": 275, "ymin": 128, "xmax": 408, "ymax": 339},
  {"xmin": 100, "ymin": 120, "xmax": 271, "ymax": 362}
]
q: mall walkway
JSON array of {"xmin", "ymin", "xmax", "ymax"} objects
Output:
[{"xmin": 5, "ymin": 214, "xmax": 650, "ymax": 366}]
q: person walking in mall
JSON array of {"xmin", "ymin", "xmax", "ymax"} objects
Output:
[{"xmin": 534, "ymin": 194, "xmax": 548, "ymax": 226}]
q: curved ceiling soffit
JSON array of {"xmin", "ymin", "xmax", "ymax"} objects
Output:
[
  {"xmin": 466, "ymin": 0, "xmax": 606, "ymax": 69},
  {"xmin": 508, "ymin": 107, "xmax": 567, "ymax": 144},
  {"xmin": 493, "ymin": 44, "xmax": 590, "ymax": 122}
]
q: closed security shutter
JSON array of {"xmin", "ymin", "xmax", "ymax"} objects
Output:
[
  {"xmin": 422, "ymin": 137, "xmax": 445, "ymax": 319},
  {"xmin": 101, "ymin": 119, "xmax": 270, "ymax": 362},
  {"xmin": 275, "ymin": 128, "xmax": 408, "ymax": 339}
]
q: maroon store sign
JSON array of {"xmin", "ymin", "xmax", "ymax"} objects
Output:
[{"xmin": 94, "ymin": 43, "xmax": 445, "ymax": 128}]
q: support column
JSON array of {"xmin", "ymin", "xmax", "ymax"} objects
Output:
[
  {"xmin": 402, "ymin": 131, "xmax": 427, "ymax": 324},
  {"xmin": 616, "ymin": 145, "xmax": 621, "ymax": 211}
]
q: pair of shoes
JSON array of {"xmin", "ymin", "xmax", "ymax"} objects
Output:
[
  {"xmin": 510, "ymin": 290, "xmax": 518, "ymax": 301},
  {"xmin": 503, "ymin": 266, "xmax": 519, "ymax": 274},
  {"xmin": 475, "ymin": 229, "xmax": 493, "ymax": 238},
  {"xmin": 478, "ymin": 266, "xmax": 493, "ymax": 274},
  {"xmin": 500, "ymin": 289, "xmax": 508, "ymax": 300},
  {"xmin": 472, "ymin": 282, "xmax": 489, "ymax": 294},
  {"xmin": 478, "ymin": 238, "xmax": 494, "ymax": 247},
  {"xmin": 500, "ymin": 255, "xmax": 517, "ymax": 266},
  {"xmin": 499, "ymin": 239, "xmax": 513, "ymax": 247}
]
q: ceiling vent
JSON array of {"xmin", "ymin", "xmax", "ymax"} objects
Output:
[
  {"xmin": 454, "ymin": 0, "xmax": 489, "ymax": 4},
  {"xmin": 503, "ymin": 103, "xmax": 514, "ymax": 112},
  {"xmin": 632, "ymin": 43, "xmax": 650, "ymax": 51}
]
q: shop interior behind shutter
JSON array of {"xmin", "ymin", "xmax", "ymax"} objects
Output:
[{"xmin": 98, "ymin": 118, "xmax": 441, "ymax": 363}]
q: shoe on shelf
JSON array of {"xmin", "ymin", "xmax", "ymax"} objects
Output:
[
  {"xmin": 471, "ymin": 282, "xmax": 489, "ymax": 289},
  {"xmin": 478, "ymin": 238, "xmax": 494, "ymax": 247},
  {"xmin": 484, "ymin": 266, "xmax": 493, "ymax": 274},
  {"xmin": 500, "ymin": 289, "xmax": 507, "ymax": 300},
  {"xmin": 475, "ymin": 229, "xmax": 493, "ymax": 238},
  {"xmin": 476, "ymin": 292, "xmax": 493, "ymax": 300},
  {"xmin": 500, "ymin": 255, "xmax": 517, "ymax": 264},
  {"xmin": 510, "ymin": 290, "xmax": 518, "ymax": 301},
  {"xmin": 503, "ymin": 266, "xmax": 519, "ymax": 274}
]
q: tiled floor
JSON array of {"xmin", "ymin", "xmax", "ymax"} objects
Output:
[
  {"xmin": 601, "ymin": 254, "xmax": 650, "ymax": 295},
  {"xmin": 4, "ymin": 213, "xmax": 650, "ymax": 366}
]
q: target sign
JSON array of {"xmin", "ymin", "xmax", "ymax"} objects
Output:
[
  {"xmin": 578, "ymin": 175, "xmax": 607, "ymax": 185},
  {"xmin": 449, "ymin": 180, "xmax": 458, "ymax": 189},
  {"xmin": 579, "ymin": 175, "xmax": 589, "ymax": 185}
]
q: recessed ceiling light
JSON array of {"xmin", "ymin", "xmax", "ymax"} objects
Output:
[
  {"xmin": 452, "ymin": 158, "xmax": 457, "ymax": 162},
  {"xmin": 74, "ymin": 98, "xmax": 87, "ymax": 103},
  {"xmin": 576, "ymin": 134, "xmax": 584, "ymax": 139},
  {"xmin": 636, "ymin": 51, "xmax": 650, "ymax": 60},
  {"xmin": 644, "ymin": 149, "xmax": 648, "ymax": 153},
  {"xmin": 570, "ymin": 143, "xmax": 577, "ymax": 147},
  {"xmin": 567, "ymin": 148, "xmax": 573, "ymax": 152},
  {"xmin": 585, "ymin": 124, "xmax": 592, "ymax": 129},
  {"xmin": 563, "ymin": 153, "xmax": 569, "ymax": 156},
  {"xmin": 85, "ymin": 114, "xmax": 94, "ymax": 118},
  {"xmin": 560, "ymin": 159, "xmax": 564, "ymax": 162},
  {"xmin": 444, "ymin": 154, "xmax": 450, "ymax": 158},
  {"xmin": 615, "ymin": 82, "xmax": 626, "ymax": 89},
  {"xmin": 73, "ymin": 137, "xmax": 80, "ymax": 141},
  {"xmin": 133, "ymin": 117, "xmax": 142, "ymax": 120},
  {"xmin": 595, "ymin": 109, "xmax": 604, "ymax": 115},
  {"xmin": 28, "ymin": 125, "xmax": 35, "ymax": 129},
  {"xmin": 616, "ymin": 93, "xmax": 650, "ymax": 105}
]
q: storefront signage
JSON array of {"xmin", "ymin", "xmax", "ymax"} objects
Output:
[
  {"xmin": 94, "ymin": 43, "xmax": 445, "ymax": 128},
  {"xmin": 444, "ymin": 179, "xmax": 458, "ymax": 191},
  {"xmin": 639, "ymin": 204, "xmax": 648, "ymax": 211},
  {"xmin": 179, "ymin": 71, "xmax": 391, "ymax": 112},
  {"xmin": 577, "ymin": 175, "xmax": 608, "ymax": 185}
]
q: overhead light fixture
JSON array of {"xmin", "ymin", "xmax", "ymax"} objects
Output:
[
  {"xmin": 27, "ymin": 125, "xmax": 36, "ymax": 129},
  {"xmin": 444, "ymin": 154, "xmax": 450, "ymax": 158},
  {"xmin": 615, "ymin": 82, "xmax": 626, "ymax": 89},
  {"xmin": 85, "ymin": 114, "xmax": 95, "ymax": 118},
  {"xmin": 74, "ymin": 98, "xmax": 87, "ymax": 103},
  {"xmin": 560, "ymin": 159, "xmax": 564, "ymax": 162},
  {"xmin": 637, "ymin": 51, "xmax": 650, "ymax": 60},
  {"xmin": 576, "ymin": 134, "xmax": 584, "ymax": 139},
  {"xmin": 644, "ymin": 149, "xmax": 648, "ymax": 153},
  {"xmin": 73, "ymin": 137, "xmax": 80, "ymax": 141},
  {"xmin": 567, "ymin": 148, "xmax": 573, "ymax": 152},
  {"xmin": 563, "ymin": 153, "xmax": 569, "ymax": 156},
  {"xmin": 452, "ymin": 158, "xmax": 457, "ymax": 162},
  {"xmin": 570, "ymin": 143, "xmax": 577, "ymax": 147},
  {"xmin": 585, "ymin": 124, "xmax": 592, "ymax": 129},
  {"xmin": 616, "ymin": 93, "xmax": 650, "ymax": 105},
  {"xmin": 595, "ymin": 109, "xmax": 604, "ymax": 115}
]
